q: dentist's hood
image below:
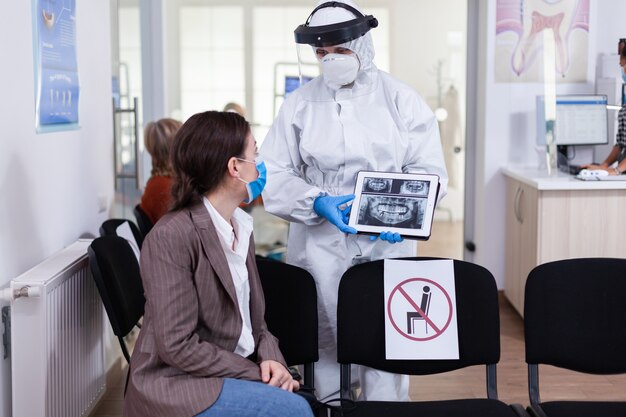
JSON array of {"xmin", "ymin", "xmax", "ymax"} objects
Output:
[{"xmin": 307, "ymin": 0, "xmax": 376, "ymax": 88}]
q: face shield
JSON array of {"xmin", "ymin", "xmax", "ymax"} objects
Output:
[
  {"xmin": 295, "ymin": 1, "xmax": 377, "ymax": 47},
  {"xmin": 293, "ymin": 1, "xmax": 378, "ymax": 90}
]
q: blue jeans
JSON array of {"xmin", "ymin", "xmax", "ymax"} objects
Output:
[{"xmin": 195, "ymin": 378, "xmax": 314, "ymax": 417}]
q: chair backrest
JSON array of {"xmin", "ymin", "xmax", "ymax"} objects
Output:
[
  {"xmin": 337, "ymin": 257, "xmax": 500, "ymax": 376},
  {"xmin": 88, "ymin": 236, "xmax": 145, "ymax": 340},
  {"xmin": 256, "ymin": 257, "xmax": 318, "ymax": 385},
  {"xmin": 524, "ymin": 258, "xmax": 626, "ymax": 374},
  {"xmin": 134, "ymin": 204, "xmax": 154, "ymax": 238},
  {"xmin": 100, "ymin": 218, "xmax": 144, "ymax": 249}
]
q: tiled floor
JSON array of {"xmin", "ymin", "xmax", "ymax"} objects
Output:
[{"xmin": 90, "ymin": 220, "xmax": 626, "ymax": 416}]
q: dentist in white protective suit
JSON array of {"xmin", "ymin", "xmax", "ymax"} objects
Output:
[{"xmin": 260, "ymin": 0, "xmax": 448, "ymax": 401}]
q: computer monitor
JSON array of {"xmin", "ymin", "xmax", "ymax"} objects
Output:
[
  {"xmin": 536, "ymin": 94, "xmax": 609, "ymax": 146},
  {"xmin": 284, "ymin": 75, "xmax": 313, "ymax": 97}
]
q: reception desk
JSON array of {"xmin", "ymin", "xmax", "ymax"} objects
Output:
[{"xmin": 502, "ymin": 167, "xmax": 626, "ymax": 316}]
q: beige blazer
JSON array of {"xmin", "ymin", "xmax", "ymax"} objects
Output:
[{"xmin": 123, "ymin": 201, "xmax": 286, "ymax": 417}]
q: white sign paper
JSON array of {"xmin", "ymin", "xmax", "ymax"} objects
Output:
[
  {"xmin": 116, "ymin": 221, "xmax": 141, "ymax": 262},
  {"xmin": 384, "ymin": 259, "xmax": 459, "ymax": 360}
]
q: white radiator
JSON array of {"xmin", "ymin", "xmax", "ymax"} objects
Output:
[{"xmin": 9, "ymin": 239, "xmax": 105, "ymax": 417}]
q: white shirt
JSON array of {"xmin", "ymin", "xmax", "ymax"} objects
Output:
[{"xmin": 203, "ymin": 197, "xmax": 255, "ymax": 358}]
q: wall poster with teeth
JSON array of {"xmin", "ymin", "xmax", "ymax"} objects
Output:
[
  {"xmin": 348, "ymin": 171, "xmax": 441, "ymax": 240},
  {"xmin": 494, "ymin": 0, "xmax": 589, "ymax": 83}
]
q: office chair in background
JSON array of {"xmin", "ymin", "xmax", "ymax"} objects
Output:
[
  {"xmin": 99, "ymin": 218, "xmax": 144, "ymax": 249},
  {"xmin": 133, "ymin": 204, "xmax": 154, "ymax": 239},
  {"xmin": 524, "ymin": 258, "xmax": 626, "ymax": 417},
  {"xmin": 335, "ymin": 257, "xmax": 528, "ymax": 417}
]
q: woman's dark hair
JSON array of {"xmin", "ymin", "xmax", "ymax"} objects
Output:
[{"xmin": 170, "ymin": 111, "xmax": 250, "ymax": 211}]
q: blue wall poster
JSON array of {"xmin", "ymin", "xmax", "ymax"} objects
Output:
[{"xmin": 34, "ymin": 0, "xmax": 79, "ymax": 130}]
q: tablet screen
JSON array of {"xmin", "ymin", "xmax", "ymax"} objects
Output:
[{"xmin": 348, "ymin": 171, "xmax": 440, "ymax": 240}]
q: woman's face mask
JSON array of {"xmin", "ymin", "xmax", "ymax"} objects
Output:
[
  {"xmin": 320, "ymin": 53, "xmax": 360, "ymax": 89},
  {"xmin": 237, "ymin": 159, "xmax": 266, "ymax": 204}
]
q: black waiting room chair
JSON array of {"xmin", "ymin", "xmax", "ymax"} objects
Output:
[
  {"xmin": 524, "ymin": 258, "xmax": 626, "ymax": 417},
  {"xmin": 256, "ymin": 257, "xmax": 319, "ymax": 388},
  {"xmin": 88, "ymin": 235, "xmax": 145, "ymax": 392},
  {"xmin": 335, "ymin": 257, "xmax": 528, "ymax": 417},
  {"xmin": 256, "ymin": 257, "xmax": 322, "ymax": 416}
]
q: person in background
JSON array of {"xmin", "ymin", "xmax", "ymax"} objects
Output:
[
  {"xmin": 124, "ymin": 111, "xmax": 312, "ymax": 417},
  {"xmin": 583, "ymin": 44, "xmax": 626, "ymax": 175},
  {"xmin": 260, "ymin": 0, "xmax": 447, "ymax": 402},
  {"xmin": 223, "ymin": 102, "xmax": 247, "ymax": 118},
  {"xmin": 139, "ymin": 118, "xmax": 182, "ymax": 224}
]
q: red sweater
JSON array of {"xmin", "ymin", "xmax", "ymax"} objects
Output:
[{"xmin": 140, "ymin": 176, "xmax": 173, "ymax": 225}]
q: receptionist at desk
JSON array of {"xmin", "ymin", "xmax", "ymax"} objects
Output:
[
  {"xmin": 582, "ymin": 144, "xmax": 626, "ymax": 176},
  {"xmin": 583, "ymin": 45, "xmax": 626, "ymax": 176}
]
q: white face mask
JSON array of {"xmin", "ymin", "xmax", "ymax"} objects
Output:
[{"xmin": 320, "ymin": 53, "xmax": 360, "ymax": 90}]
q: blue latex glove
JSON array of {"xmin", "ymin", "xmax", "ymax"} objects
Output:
[
  {"xmin": 313, "ymin": 194, "xmax": 357, "ymax": 234},
  {"xmin": 370, "ymin": 231, "xmax": 403, "ymax": 244}
]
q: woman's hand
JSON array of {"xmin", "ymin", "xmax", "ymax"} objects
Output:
[
  {"xmin": 582, "ymin": 163, "xmax": 608, "ymax": 171},
  {"xmin": 260, "ymin": 360, "xmax": 296, "ymax": 392},
  {"xmin": 291, "ymin": 379, "xmax": 301, "ymax": 392}
]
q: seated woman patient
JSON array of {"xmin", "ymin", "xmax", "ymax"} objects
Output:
[
  {"xmin": 140, "ymin": 118, "xmax": 182, "ymax": 224},
  {"xmin": 123, "ymin": 111, "xmax": 312, "ymax": 417}
]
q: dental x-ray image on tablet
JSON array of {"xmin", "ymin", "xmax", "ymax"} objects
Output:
[
  {"xmin": 348, "ymin": 171, "xmax": 440, "ymax": 240},
  {"xmin": 362, "ymin": 177, "xmax": 392, "ymax": 193},
  {"xmin": 399, "ymin": 179, "xmax": 429, "ymax": 196},
  {"xmin": 357, "ymin": 195, "xmax": 425, "ymax": 228}
]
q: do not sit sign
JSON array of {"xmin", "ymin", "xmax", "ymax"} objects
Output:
[{"xmin": 384, "ymin": 259, "xmax": 459, "ymax": 360}]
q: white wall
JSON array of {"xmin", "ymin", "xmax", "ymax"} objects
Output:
[
  {"xmin": 0, "ymin": 1, "xmax": 115, "ymax": 414},
  {"xmin": 595, "ymin": 1, "xmax": 626, "ymax": 57},
  {"xmin": 472, "ymin": 0, "xmax": 626, "ymax": 288}
]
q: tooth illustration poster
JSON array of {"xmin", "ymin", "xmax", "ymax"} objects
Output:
[
  {"xmin": 34, "ymin": 0, "xmax": 79, "ymax": 129},
  {"xmin": 495, "ymin": 0, "xmax": 589, "ymax": 83}
]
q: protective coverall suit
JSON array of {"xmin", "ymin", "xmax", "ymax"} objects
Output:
[{"xmin": 260, "ymin": 0, "xmax": 448, "ymax": 401}]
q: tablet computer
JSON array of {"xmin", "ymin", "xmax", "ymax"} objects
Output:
[{"xmin": 347, "ymin": 171, "xmax": 440, "ymax": 240}]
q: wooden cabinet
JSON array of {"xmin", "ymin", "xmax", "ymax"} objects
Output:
[
  {"xmin": 504, "ymin": 174, "xmax": 626, "ymax": 316},
  {"xmin": 505, "ymin": 178, "xmax": 538, "ymax": 316}
]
